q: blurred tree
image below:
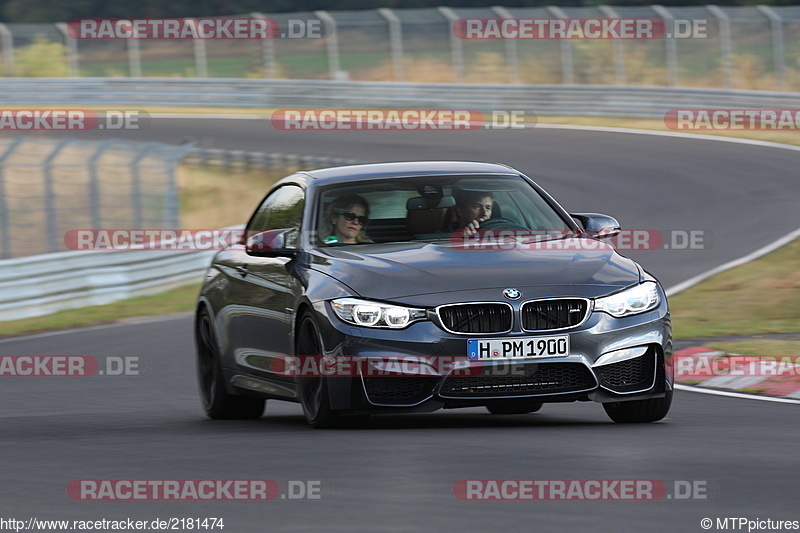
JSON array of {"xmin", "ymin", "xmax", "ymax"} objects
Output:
[{"xmin": 13, "ymin": 38, "xmax": 69, "ymax": 76}]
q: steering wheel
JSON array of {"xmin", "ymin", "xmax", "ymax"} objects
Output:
[{"xmin": 478, "ymin": 217, "xmax": 527, "ymax": 231}]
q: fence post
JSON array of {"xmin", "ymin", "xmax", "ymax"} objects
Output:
[
  {"xmin": 0, "ymin": 23, "xmax": 14, "ymax": 75},
  {"xmin": 651, "ymin": 5, "xmax": 678, "ymax": 86},
  {"xmin": 88, "ymin": 140, "xmax": 117, "ymax": 231},
  {"xmin": 757, "ymin": 5, "xmax": 786, "ymax": 91},
  {"xmin": 598, "ymin": 5, "xmax": 626, "ymax": 85},
  {"xmin": 130, "ymin": 143, "xmax": 161, "ymax": 229},
  {"xmin": 378, "ymin": 8, "xmax": 405, "ymax": 82},
  {"xmin": 492, "ymin": 6, "xmax": 521, "ymax": 84},
  {"xmin": 186, "ymin": 19, "xmax": 209, "ymax": 77},
  {"xmin": 0, "ymin": 139, "xmax": 23, "ymax": 259},
  {"xmin": 252, "ymin": 12, "xmax": 276, "ymax": 78},
  {"xmin": 166, "ymin": 141, "xmax": 196, "ymax": 229},
  {"xmin": 314, "ymin": 11, "xmax": 341, "ymax": 80},
  {"xmin": 437, "ymin": 7, "xmax": 465, "ymax": 82},
  {"xmin": 55, "ymin": 22, "xmax": 80, "ymax": 77},
  {"xmin": 707, "ymin": 5, "xmax": 734, "ymax": 89},
  {"xmin": 127, "ymin": 33, "xmax": 142, "ymax": 77},
  {"xmin": 546, "ymin": 6, "xmax": 574, "ymax": 84},
  {"xmin": 44, "ymin": 140, "xmax": 72, "ymax": 253}
]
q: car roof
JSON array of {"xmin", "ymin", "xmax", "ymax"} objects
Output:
[{"xmin": 300, "ymin": 161, "xmax": 521, "ymax": 184}]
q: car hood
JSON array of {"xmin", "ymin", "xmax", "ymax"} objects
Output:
[{"xmin": 308, "ymin": 238, "xmax": 641, "ymax": 303}]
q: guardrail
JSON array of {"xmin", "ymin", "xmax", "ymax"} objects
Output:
[
  {"xmin": 2, "ymin": 78, "xmax": 800, "ymax": 118},
  {"xmin": 0, "ymin": 247, "xmax": 214, "ymax": 321},
  {"xmin": 185, "ymin": 146, "xmax": 361, "ymax": 170}
]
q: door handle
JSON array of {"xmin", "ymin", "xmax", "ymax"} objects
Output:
[{"xmin": 236, "ymin": 265, "xmax": 249, "ymax": 277}]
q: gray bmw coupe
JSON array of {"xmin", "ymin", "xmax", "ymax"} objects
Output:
[{"xmin": 195, "ymin": 161, "xmax": 672, "ymax": 428}]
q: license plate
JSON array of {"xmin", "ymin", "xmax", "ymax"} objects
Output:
[{"xmin": 467, "ymin": 335, "xmax": 570, "ymax": 361}]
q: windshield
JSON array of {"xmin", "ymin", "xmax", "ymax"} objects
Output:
[{"xmin": 316, "ymin": 174, "xmax": 573, "ymax": 246}]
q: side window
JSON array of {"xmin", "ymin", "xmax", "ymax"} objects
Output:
[{"xmin": 247, "ymin": 185, "xmax": 305, "ymax": 247}]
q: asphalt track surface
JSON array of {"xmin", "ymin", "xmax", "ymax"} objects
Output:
[{"xmin": 3, "ymin": 121, "xmax": 800, "ymax": 531}]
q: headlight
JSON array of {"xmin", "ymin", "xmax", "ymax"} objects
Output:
[
  {"xmin": 331, "ymin": 298, "xmax": 427, "ymax": 329},
  {"xmin": 595, "ymin": 282, "xmax": 660, "ymax": 318}
]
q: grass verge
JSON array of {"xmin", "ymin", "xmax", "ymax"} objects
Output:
[
  {"xmin": 0, "ymin": 284, "xmax": 199, "ymax": 338},
  {"xmin": 178, "ymin": 166, "xmax": 286, "ymax": 228},
  {"xmin": 704, "ymin": 340, "xmax": 800, "ymax": 357},
  {"xmin": 669, "ymin": 237, "xmax": 800, "ymax": 339}
]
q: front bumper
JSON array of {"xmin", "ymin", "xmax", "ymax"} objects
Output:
[{"xmin": 310, "ymin": 297, "xmax": 673, "ymax": 412}]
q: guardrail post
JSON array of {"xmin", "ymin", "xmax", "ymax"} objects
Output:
[
  {"xmin": 707, "ymin": 5, "xmax": 734, "ymax": 89},
  {"xmin": 757, "ymin": 5, "xmax": 786, "ymax": 91},
  {"xmin": 44, "ymin": 140, "xmax": 72, "ymax": 253},
  {"xmin": 0, "ymin": 23, "xmax": 14, "ymax": 75},
  {"xmin": 598, "ymin": 5, "xmax": 626, "ymax": 85},
  {"xmin": 437, "ymin": 7, "xmax": 465, "ymax": 82},
  {"xmin": 0, "ymin": 139, "xmax": 23, "ymax": 259},
  {"xmin": 88, "ymin": 140, "xmax": 116, "ymax": 230},
  {"xmin": 55, "ymin": 22, "xmax": 80, "ymax": 77},
  {"xmin": 378, "ymin": 8, "xmax": 405, "ymax": 82},
  {"xmin": 651, "ymin": 5, "xmax": 678, "ymax": 86},
  {"xmin": 130, "ymin": 143, "xmax": 161, "ymax": 229},
  {"xmin": 314, "ymin": 11, "xmax": 342, "ymax": 80},
  {"xmin": 167, "ymin": 141, "xmax": 195, "ymax": 228},
  {"xmin": 127, "ymin": 33, "xmax": 142, "ymax": 77},
  {"xmin": 546, "ymin": 6, "xmax": 574, "ymax": 85},
  {"xmin": 252, "ymin": 12, "xmax": 276, "ymax": 78},
  {"xmin": 187, "ymin": 20, "xmax": 209, "ymax": 77},
  {"xmin": 492, "ymin": 6, "xmax": 521, "ymax": 84}
]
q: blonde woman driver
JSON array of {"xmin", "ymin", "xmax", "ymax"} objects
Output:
[{"xmin": 323, "ymin": 194, "xmax": 373, "ymax": 244}]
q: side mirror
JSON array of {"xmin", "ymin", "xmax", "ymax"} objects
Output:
[
  {"xmin": 245, "ymin": 228, "xmax": 298, "ymax": 257},
  {"xmin": 570, "ymin": 213, "xmax": 621, "ymax": 239}
]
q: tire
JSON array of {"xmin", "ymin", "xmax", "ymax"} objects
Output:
[
  {"xmin": 603, "ymin": 391, "xmax": 672, "ymax": 423},
  {"xmin": 296, "ymin": 312, "xmax": 348, "ymax": 428},
  {"xmin": 195, "ymin": 307, "xmax": 265, "ymax": 420},
  {"xmin": 486, "ymin": 400, "xmax": 542, "ymax": 415},
  {"xmin": 295, "ymin": 313, "xmax": 369, "ymax": 429}
]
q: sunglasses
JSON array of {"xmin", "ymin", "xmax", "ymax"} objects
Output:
[{"xmin": 336, "ymin": 211, "xmax": 369, "ymax": 226}]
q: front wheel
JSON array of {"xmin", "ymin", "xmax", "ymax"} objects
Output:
[
  {"xmin": 296, "ymin": 312, "xmax": 359, "ymax": 428},
  {"xmin": 603, "ymin": 391, "xmax": 672, "ymax": 423},
  {"xmin": 195, "ymin": 308, "xmax": 265, "ymax": 420}
]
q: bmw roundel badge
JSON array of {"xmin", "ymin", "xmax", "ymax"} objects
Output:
[{"xmin": 503, "ymin": 288, "xmax": 521, "ymax": 300}]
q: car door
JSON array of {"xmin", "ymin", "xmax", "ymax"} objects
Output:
[{"xmin": 220, "ymin": 184, "xmax": 305, "ymax": 382}]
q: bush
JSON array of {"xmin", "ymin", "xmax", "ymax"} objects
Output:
[{"xmin": 13, "ymin": 38, "xmax": 69, "ymax": 77}]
